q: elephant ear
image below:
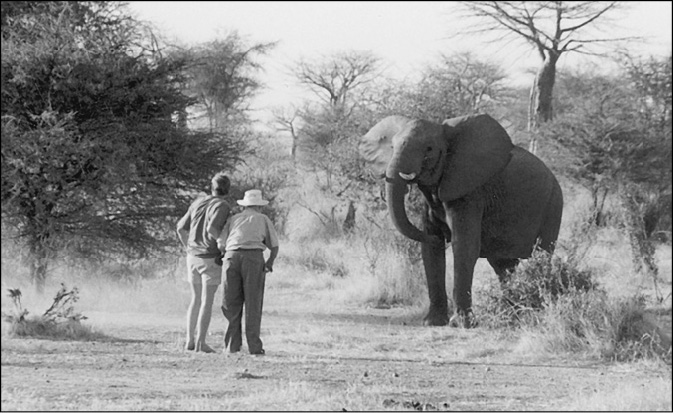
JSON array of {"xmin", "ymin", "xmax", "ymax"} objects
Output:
[
  {"xmin": 359, "ymin": 115, "xmax": 411, "ymax": 178},
  {"xmin": 439, "ymin": 114, "xmax": 514, "ymax": 202}
]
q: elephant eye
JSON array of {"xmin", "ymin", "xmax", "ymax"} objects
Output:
[{"xmin": 426, "ymin": 146, "xmax": 432, "ymax": 152}]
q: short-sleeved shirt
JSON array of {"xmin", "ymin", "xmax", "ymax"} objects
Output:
[
  {"xmin": 177, "ymin": 195, "xmax": 231, "ymax": 258},
  {"xmin": 217, "ymin": 208, "xmax": 279, "ymax": 252}
]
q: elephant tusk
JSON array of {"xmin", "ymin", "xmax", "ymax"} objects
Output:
[{"xmin": 399, "ymin": 172, "xmax": 417, "ymax": 181}]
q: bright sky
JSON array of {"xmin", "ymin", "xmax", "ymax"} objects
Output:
[{"xmin": 128, "ymin": 1, "xmax": 673, "ymax": 126}]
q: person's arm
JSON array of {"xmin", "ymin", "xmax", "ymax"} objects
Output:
[
  {"xmin": 207, "ymin": 203, "xmax": 230, "ymax": 240},
  {"xmin": 176, "ymin": 210, "xmax": 191, "ymax": 249},
  {"xmin": 263, "ymin": 216, "xmax": 280, "ymax": 273},
  {"xmin": 216, "ymin": 219, "xmax": 231, "ymax": 254},
  {"xmin": 265, "ymin": 246, "xmax": 279, "ymax": 273}
]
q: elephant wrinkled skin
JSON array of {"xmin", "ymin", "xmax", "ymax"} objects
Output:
[{"xmin": 359, "ymin": 114, "xmax": 563, "ymax": 327}]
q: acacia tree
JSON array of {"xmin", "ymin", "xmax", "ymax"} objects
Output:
[
  {"xmin": 420, "ymin": 52, "xmax": 508, "ymax": 117},
  {"xmin": 294, "ymin": 50, "xmax": 381, "ymax": 111},
  {"xmin": 1, "ymin": 2, "xmax": 247, "ymax": 291},
  {"xmin": 175, "ymin": 33, "xmax": 275, "ymax": 133},
  {"xmin": 364, "ymin": 52, "xmax": 509, "ymax": 123},
  {"xmin": 458, "ymin": 1, "xmax": 630, "ymax": 153}
]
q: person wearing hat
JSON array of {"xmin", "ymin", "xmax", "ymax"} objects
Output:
[
  {"xmin": 217, "ymin": 189, "xmax": 279, "ymax": 355},
  {"xmin": 177, "ymin": 172, "xmax": 232, "ymax": 353}
]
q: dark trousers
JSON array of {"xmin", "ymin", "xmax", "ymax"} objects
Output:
[{"xmin": 221, "ymin": 249, "xmax": 266, "ymax": 353}]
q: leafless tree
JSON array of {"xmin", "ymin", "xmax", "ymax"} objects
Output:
[
  {"xmin": 294, "ymin": 50, "xmax": 382, "ymax": 112},
  {"xmin": 457, "ymin": 1, "xmax": 633, "ymax": 153},
  {"xmin": 271, "ymin": 105, "xmax": 301, "ymax": 160}
]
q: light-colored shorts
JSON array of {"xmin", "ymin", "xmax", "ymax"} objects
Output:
[{"xmin": 186, "ymin": 255, "xmax": 222, "ymax": 286}]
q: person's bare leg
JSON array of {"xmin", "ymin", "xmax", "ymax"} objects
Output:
[
  {"xmin": 195, "ymin": 284, "xmax": 219, "ymax": 353},
  {"xmin": 185, "ymin": 282, "xmax": 201, "ymax": 351}
]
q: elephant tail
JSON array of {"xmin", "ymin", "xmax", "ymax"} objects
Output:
[{"xmin": 537, "ymin": 176, "xmax": 563, "ymax": 254}]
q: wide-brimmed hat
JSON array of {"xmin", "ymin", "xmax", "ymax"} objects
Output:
[{"xmin": 237, "ymin": 189, "xmax": 269, "ymax": 206}]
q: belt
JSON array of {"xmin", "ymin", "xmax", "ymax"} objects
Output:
[{"xmin": 192, "ymin": 253, "xmax": 220, "ymax": 258}]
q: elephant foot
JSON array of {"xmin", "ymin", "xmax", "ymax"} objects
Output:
[
  {"xmin": 423, "ymin": 309, "xmax": 450, "ymax": 326},
  {"xmin": 448, "ymin": 309, "xmax": 478, "ymax": 328}
]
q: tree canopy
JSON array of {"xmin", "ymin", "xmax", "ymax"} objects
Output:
[
  {"xmin": 1, "ymin": 1, "xmax": 251, "ymax": 290},
  {"xmin": 456, "ymin": 1, "xmax": 632, "ymax": 152}
]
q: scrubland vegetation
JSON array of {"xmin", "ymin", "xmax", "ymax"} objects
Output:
[{"xmin": 3, "ymin": 178, "xmax": 671, "ymax": 363}]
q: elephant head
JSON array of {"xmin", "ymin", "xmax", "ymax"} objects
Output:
[{"xmin": 359, "ymin": 114, "xmax": 515, "ymax": 244}]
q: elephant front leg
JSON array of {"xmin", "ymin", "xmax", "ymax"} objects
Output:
[
  {"xmin": 446, "ymin": 200, "xmax": 482, "ymax": 328},
  {"xmin": 421, "ymin": 204, "xmax": 449, "ymax": 326}
]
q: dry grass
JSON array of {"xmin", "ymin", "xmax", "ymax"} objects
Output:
[
  {"xmin": 0, "ymin": 380, "xmax": 424, "ymax": 411},
  {"xmin": 560, "ymin": 375, "xmax": 672, "ymax": 411}
]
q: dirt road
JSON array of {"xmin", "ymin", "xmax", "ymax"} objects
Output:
[{"xmin": 2, "ymin": 292, "xmax": 670, "ymax": 410}]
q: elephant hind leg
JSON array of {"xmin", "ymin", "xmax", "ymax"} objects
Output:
[{"xmin": 487, "ymin": 257, "xmax": 519, "ymax": 284}]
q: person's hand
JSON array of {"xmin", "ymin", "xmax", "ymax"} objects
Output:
[{"xmin": 264, "ymin": 262, "xmax": 273, "ymax": 273}]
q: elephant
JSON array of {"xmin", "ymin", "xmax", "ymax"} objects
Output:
[{"xmin": 359, "ymin": 114, "xmax": 563, "ymax": 327}]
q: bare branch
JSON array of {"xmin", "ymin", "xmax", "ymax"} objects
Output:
[
  {"xmin": 559, "ymin": 1, "xmax": 618, "ymax": 34},
  {"xmin": 456, "ymin": 1, "xmax": 636, "ymax": 59},
  {"xmin": 293, "ymin": 50, "xmax": 382, "ymax": 108}
]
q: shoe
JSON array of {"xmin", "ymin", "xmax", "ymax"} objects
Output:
[{"xmin": 250, "ymin": 349, "xmax": 265, "ymax": 356}]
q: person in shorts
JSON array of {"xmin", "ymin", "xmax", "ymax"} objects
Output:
[
  {"xmin": 217, "ymin": 189, "xmax": 279, "ymax": 355},
  {"xmin": 177, "ymin": 172, "xmax": 231, "ymax": 353}
]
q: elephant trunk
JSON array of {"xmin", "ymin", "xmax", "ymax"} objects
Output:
[{"xmin": 386, "ymin": 175, "xmax": 432, "ymax": 244}]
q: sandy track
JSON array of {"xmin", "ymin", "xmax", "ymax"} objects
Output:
[{"xmin": 2, "ymin": 304, "xmax": 668, "ymax": 411}]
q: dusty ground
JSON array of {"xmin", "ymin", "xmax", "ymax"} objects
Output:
[{"xmin": 2, "ymin": 285, "xmax": 671, "ymax": 411}]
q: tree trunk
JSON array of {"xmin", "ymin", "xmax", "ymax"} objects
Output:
[
  {"xmin": 528, "ymin": 53, "xmax": 559, "ymax": 154},
  {"xmin": 342, "ymin": 200, "xmax": 356, "ymax": 234},
  {"xmin": 591, "ymin": 185, "xmax": 609, "ymax": 227},
  {"xmin": 291, "ymin": 133, "xmax": 298, "ymax": 160},
  {"xmin": 621, "ymin": 189, "xmax": 659, "ymax": 280},
  {"xmin": 177, "ymin": 109, "xmax": 188, "ymax": 130},
  {"xmin": 29, "ymin": 241, "xmax": 49, "ymax": 294}
]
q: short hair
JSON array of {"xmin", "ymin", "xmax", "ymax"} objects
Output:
[{"xmin": 211, "ymin": 172, "xmax": 230, "ymax": 196}]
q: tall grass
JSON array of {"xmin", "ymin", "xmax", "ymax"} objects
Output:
[
  {"xmin": 274, "ymin": 228, "xmax": 428, "ymax": 309},
  {"xmin": 279, "ymin": 186, "xmax": 429, "ymax": 308},
  {"xmin": 517, "ymin": 290, "xmax": 671, "ymax": 362}
]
